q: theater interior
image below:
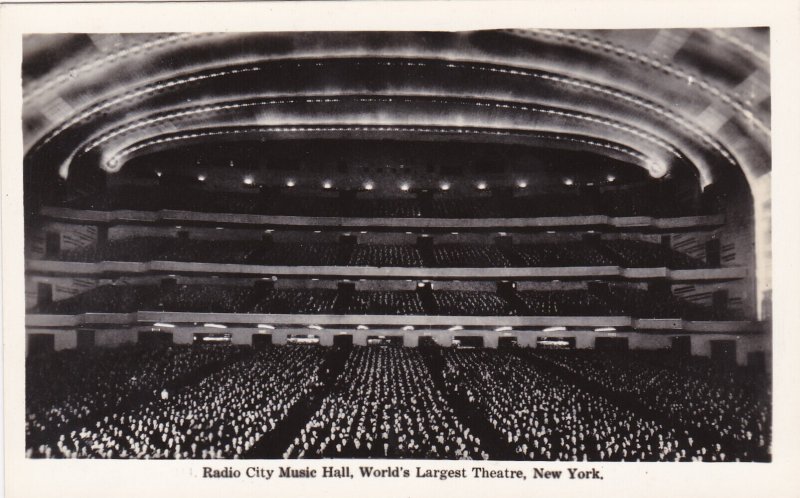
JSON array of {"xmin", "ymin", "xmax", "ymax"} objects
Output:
[{"xmin": 22, "ymin": 29, "xmax": 772, "ymax": 461}]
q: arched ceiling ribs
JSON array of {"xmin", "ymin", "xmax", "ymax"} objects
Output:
[
  {"xmin": 26, "ymin": 56, "xmax": 742, "ymax": 188},
  {"xmin": 103, "ymin": 125, "xmax": 654, "ymax": 174}
]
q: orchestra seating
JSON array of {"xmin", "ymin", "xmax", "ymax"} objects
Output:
[{"xmin": 26, "ymin": 345, "xmax": 770, "ymax": 461}]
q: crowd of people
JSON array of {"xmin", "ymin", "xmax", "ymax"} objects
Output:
[
  {"xmin": 528, "ymin": 349, "xmax": 771, "ymax": 461},
  {"xmin": 284, "ymin": 346, "xmax": 485, "ymax": 459},
  {"xmin": 433, "ymin": 290, "xmax": 519, "ymax": 316},
  {"xmin": 29, "ymin": 346, "xmax": 326, "ymax": 458},
  {"xmin": 56, "ymin": 238, "xmax": 708, "ymax": 270},
  {"xmin": 344, "ymin": 291, "xmax": 426, "ymax": 315},
  {"xmin": 34, "ymin": 283, "xmax": 729, "ymax": 319},
  {"xmin": 26, "ymin": 343, "xmax": 768, "ymax": 461},
  {"xmin": 442, "ymin": 349, "xmax": 701, "ymax": 461},
  {"xmin": 26, "ymin": 344, "xmax": 244, "ymax": 455},
  {"xmin": 348, "ymin": 245, "xmax": 424, "ymax": 267},
  {"xmin": 433, "ymin": 244, "xmax": 512, "ymax": 267}
]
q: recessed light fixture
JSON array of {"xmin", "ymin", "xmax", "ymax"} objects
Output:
[
  {"xmin": 153, "ymin": 322, "xmax": 175, "ymax": 328},
  {"xmin": 607, "ymin": 175, "xmax": 616, "ymax": 182},
  {"xmin": 286, "ymin": 179, "xmax": 296, "ymax": 187},
  {"xmin": 243, "ymin": 176, "xmax": 254, "ymax": 185},
  {"xmin": 595, "ymin": 327, "xmax": 617, "ymax": 332},
  {"xmin": 204, "ymin": 323, "xmax": 227, "ymax": 329},
  {"xmin": 476, "ymin": 181, "xmax": 487, "ymax": 190},
  {"xmin": 543, "ymin": 326, "xmax": 566, "ymax": 332},
  {"xmin": 563, "ymin": 178, "xmax": 574, "ymax": 186},
  {"xmin": 258, "ymin": 324, "xmax": 275, "ymax": 330},
  {"xmin": 400, "ymin": 183, "xmax": 410, "ymax": 191},
  {"xmin": 402, "ymin": 325, "xmax": 415, "ymax": 331},
  {"xmin": 364, "ymin": 181, "xmax": 374, "ymax": 190},
  {"xmin": 197, "ymin": 174, "xmax": 207, "ymax": 182},
  {"xmin": 448, "ymin": 325, "xmax": 464, "ymax": 331},
  {"xmin": 517, "ymin": 180, "xmax": 528, "ymax": 188},
  {"xmin": 494, "ymin": 326, "xmax": 513, "ymax": 332},
  {"xmin": 357, "ymin": 325, "xmax": 369, "ymax": 330},
  {"xmin": 440, "ymin": 182, "xmax": 450, "ymax": 191},
  {"xmin": 155, "ymin": 170, "xmax": 163, "ymax": 177},
  {"xmin": 323, "ymin": 180, "xmax": 333, "ymax": 189},
  {"xmin": 308, "ymin": 325, "xmax": 323, "ymax": 330}
]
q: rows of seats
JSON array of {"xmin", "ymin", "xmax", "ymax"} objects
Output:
[
  {"xmin": 252, "ymin": 289, "xmax": 338, "ymax": 314},
  {"xmin": 433, "ymin": 291, "xmax": 518, "ymax": 316},
  {"xmin": 60, "ymin": 185, "xmax": 705, "ymax": 219},
  {"xmin": 285, "ymin": 346, "xmax": 484, "ymax": 459},
  {"xmin": 444, "ymin": 349, "xmax": 692, "ymax": 461},
  {"xmin": 33, "ymin": 284, "xmax": 728, "ymax": 319},
  {"xmin": 517, "ymin": 290, "xmax": 620, "ymax": 316},
  {"xmin": 56, "ymin": 238, "xmax": 708, "ymax": 269},
  {"xmin": 433, "ymin": 244, "xmax": 512, "ymax": 267},
  {"xmin": 529, "ymin": 349, "xmax": 770, "ymax": 461},
  {"xmin": 29, "ymin": 346, "xmax": 325, "ymax": 458},
  {"xmin": 343, "ymin": 291, "xmax": 426, "ymax": 315},
  {"xmin": 26, "ymin": 345, "xmax": 768, "ymax": 461},
  {"xmin": 347, "ymin": 245, "xmax": 423, "ymax": 267},
  {"xmin": 511, "ymin": 242, "xmax": 615, "ymax": 267},
  {"xmin": 25, "ymin": 344, "xmax": 244, "ymax": 454},
  {"xmin": 601, "ymin": 240, "xmax": 706, "ymax": 269}
]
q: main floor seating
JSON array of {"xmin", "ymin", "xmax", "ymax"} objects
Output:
[{"xmin": 26, "ymin": 345, "xmax": 770, "ymax": 461}]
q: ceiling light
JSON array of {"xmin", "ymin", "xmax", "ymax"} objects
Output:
[
  {"xmin": 323, "ymin": 180, "xmax": 333, "ymax": 189},
  {"xmin": 153, "ymin": 322, "xmax": 175, "ymax": 328},
  {"xmin": 357, "ymin": 325, "xmax": 369, "ymax": 330},
  {"xmin": 363, "ymin": 181, "xmax": 374, "ymax": 190},
  {"xmin": 494, "ymin": 326, "xmax": 513, "ymax": 332},
  {"xmin": 448, "ymin": 325, "xmax": 464, "ymax": 331},
  {"xmin": 595, "ymin": 327, "xmax": 617, "ymax": 332},
  {"xmin": 258, "ymin": 324, "xmax": 275, "ymax": 330},
  {"xmin": 155, "ymin": 170, "xmax": 163, "ymax": 177},
  {"xmin": 543, "ymin": 326, "xmax": 566, "ymax": 332},
  {"xmin": 286, "ymin": 179, "xmax": 296, "ymax": 187},
  {"xmin": 563, "ymin": 178, "xmax": 574, "ymax": 186},
  {"xmin": 204, "ymin": 323, "xmax": 227, "ymax": 329},
  {"xmin": 314, "ymin": 230, "xmax": 321, "ymax": 234},
  {"xmin": 308, "ymin": 325, "xmax": 323, "ymax": 330},
  {"xmin": 243, "ymin": 176, "xmax": 254, "ymax": 185},
  {"xmin": 400, "ymin": 183, "xmax": 410, "ymax": 191},
  {"xmin": 517, "ymin": 180, "xmax": 528, "ymax": 188},
  {"xmin": 402, "ymin": 325, "xmax": 415, "ymax": 331},
  {"xmin": 197, "ymin": 174, "xmax": 206, "ymax": 182},
  {"xmin": 440, "ymin": 182, "xmax": 450, "ymax": 191},
  {"xmin": 476, "ymin": 181, "xmax": 487, "ymax": 190},
  {"xmin": 607, "ymin": 175, "xmax": 616, "ymax": 182}
]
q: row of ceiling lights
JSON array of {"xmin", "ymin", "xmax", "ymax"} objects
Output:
[
  {"xmin": 177, "ymin": 172, "xmax": 617, "ymax": 189},
  {"xmin": 153, "ymin": 322, "xmax": 615, "ymax": 333}
]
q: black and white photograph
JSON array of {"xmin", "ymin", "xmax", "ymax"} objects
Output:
[{"xmin": 3, "ymin": 2, "xmax": 800, "ymax": 497}]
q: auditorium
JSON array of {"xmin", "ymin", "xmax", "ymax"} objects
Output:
[{"xmin": 21, "ymin": 29, "xmax": 771, "ymax": 462}]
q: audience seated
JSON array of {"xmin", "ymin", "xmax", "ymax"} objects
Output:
[
  {"xmin": 29, "ymin": 346, "xmax": 325, "ymax": 459},
  {"xmin": 433, "ymin": 291, "xmax": 518, "ymax": 316},
  {"xmin": 433, "ymin": 244, "xmax": 512, "ymax": 267},
  {"xmin": 343, "ymin": 291, "xmax": 425, "ymax": 315},
  {"xmin": 25, "ymin": 345, "xmax": 770, "ymax": 462},
  {"xmin": 348, "ymin": 245, "xmax": 423, "ymax": 267},
  {"xmin": 444, "ymin": 349, "xmax": 694, "ymax": 461},
  {"xmin": 529, "ymin": 349, "xmax": 771, "ymax": 461},
  {"xmin": 285, "ymin": 346, "xmax": 483, "ymax": 459}
]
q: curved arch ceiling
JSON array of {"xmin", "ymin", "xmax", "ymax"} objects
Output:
[{"xmin": 22, "ymin": 29, "xmax": 770, "ymax": 190}]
